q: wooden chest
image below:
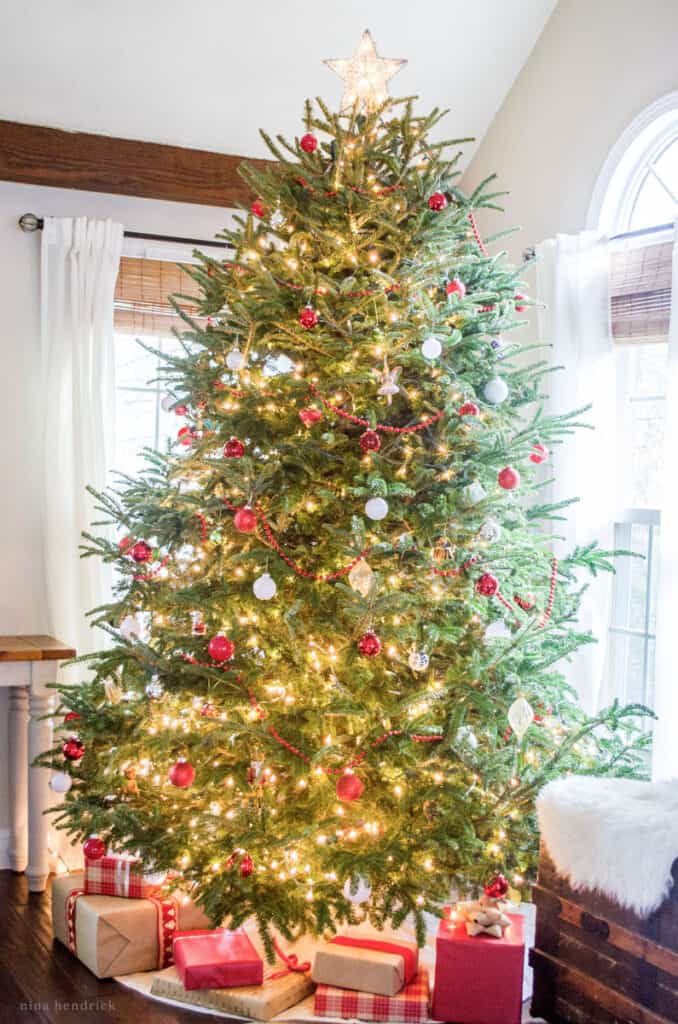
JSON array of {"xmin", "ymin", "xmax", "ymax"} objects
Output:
[{"xmin": 530, "ymin": 846, "xmax": 678, "ymax": 1024}]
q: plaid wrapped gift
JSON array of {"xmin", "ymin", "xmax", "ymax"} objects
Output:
[
  {"xmin": 84, "ymin": 854, "xmax": 166, "ymax": 899},
  {"xmin": 314, "ymin": 968, "xmax": 429, "ymax": 1022}
]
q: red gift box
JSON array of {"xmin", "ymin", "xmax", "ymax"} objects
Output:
[
  {"xmin": 315, "ymin": 968, "xmax": 430, "ymax": 1022},
  {"xmin": 173, "ymin": 928, "xmax": 263, "ymax": 991},
  {"xmin": 432, "ymin": 913, "xmax": 524, "ymax": 1024},
  {"xmin": 84, "ymin": 855, "xmax": 165, "ymax": 899}
]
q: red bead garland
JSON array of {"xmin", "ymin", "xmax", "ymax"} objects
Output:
[{"xmin": 310, "ymin": 386, "xmax": 444, "ymax": 435}]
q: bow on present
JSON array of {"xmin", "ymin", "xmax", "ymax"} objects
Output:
[
  {"xmin": 269, "ymin": 938, "xmax": 312, "ymax": 979},
  {"xmin": 458, "ymin": 895, "xmax": 511, "ymax": 939}
]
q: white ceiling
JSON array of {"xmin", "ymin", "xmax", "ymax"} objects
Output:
[{"xmin": 0, "ymin": 0, "xmax": 557, "ymax": 170}]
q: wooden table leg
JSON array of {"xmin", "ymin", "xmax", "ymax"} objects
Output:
[
  {"xmin": 8, "ymin": 685, "xmax": 29, "ymax": 872},
  {"xmin": 26, "ymin": 662, "xmax": 55, "ymax": 893}
]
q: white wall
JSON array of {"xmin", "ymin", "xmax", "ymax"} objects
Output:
[
  {"xmin": 463, "ymin": 0, "xmax": 678, "ymax": 269},
  {"xmin": 0, "ymin": 181, "xmax": 232, "ymax": 858}
]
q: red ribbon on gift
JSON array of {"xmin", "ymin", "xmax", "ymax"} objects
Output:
[
  {"xmin": 329, "ymin": 936, "xmax": 417, "ymax": 982},
  {"xmin": 269, "ymin": 938, "xmax": 312, "ymax": 979},
  {"xmin": 65, "ymin": 886, "xmax": 177, "ymax": 969}
]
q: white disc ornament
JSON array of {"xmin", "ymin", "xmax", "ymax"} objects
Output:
[
  {"xmin": 464, "ymin": 481, "xmax": 487, "ymax": 505},
  {"xmin": 478, "ymin": 518, "xmax": 502, "ymax": 544},
  {"xmin": 343, "ymin": 876, "xmax": 372, "ymax": 904},
  {"xmin": 483, "ymin": 377, "xmax": 509, "ymax": 405},
  {"xmin": 421, "ymin": 335, "xmax": 442, "ymax": 360},
  {"xmin": 348, "ymin": 559, "xmax": 374, "ymax": 598},
  {"xmin": 508, "ymin": 696, "xmax": 534, "ymax": 741},
  {"xmin": 455, "ymin": 725, "xmax": 479, "ymax": 749},
  {"xmin": 226, "ymin": 348, "xmax": 246, "ymax": 371},
  {"xmin": 161, "ymin": 394, "xmax": 175, "ymax": 412},
  {"xmin": 408, "ymin": 650, "xmax": 430, "ymax": 673},
  {"xmin": 365, "ymin": 497, "xmax": 388, "ymax": 521},
  {"xmin": 50, "ymin": 771, "xmax": 73, "ymax": 794},
  {"xmin": 145, "ymin": 677, "xmax": 164, "ymax": 700},
  {"xmin": 253, "ymin": 572, "xmax": 277, "ymax": 600}
]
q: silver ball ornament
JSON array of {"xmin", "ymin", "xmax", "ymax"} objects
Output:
[
  {"xmin": 483, "ymin": 377, "xmax": 509, "ymax": 405},
  {"xmin": 421, "ymin": 335, "xmax": 442, "ymax": 360},
  {"xmin": 50, "ymin": 771, "xmax": 73, "ymax": 794},
  {"xmin": 408, "ymin": 650, "xmax": 430, "ymax": 673},
  {"xmin": 226, "ymin": 348, "xmax": 246, "ymax": 371},
  {"xmin": 364, "ymin": 497, "xmax": 388, "ymax": 521}
]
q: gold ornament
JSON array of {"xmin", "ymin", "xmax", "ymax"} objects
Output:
[
  {"xmin": 348, "ymin": 559, "xmax": 375, "ymax": 597},
  {"xmin": 104, "ymin": 676, "xmax": 123, "ymax": 704},
  {"xmin": 324, "ymin": 30, "xmax": 406, "ymax": 113},
  {"xmin": 123, "ymin": 766, "xmax": 139, "ymax": 796},
  {"xmin": 432, "ymin": 536, "xmax": 455, "ymax": 563}
]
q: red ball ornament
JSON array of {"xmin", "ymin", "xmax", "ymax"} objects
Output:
[
  {"xmin": 514, "ymin": 293, "xmax": 528, "ymax": 312},
  {"xmin": 223, "ymin": 437, "xmax": 245, "ymax": 459},
  {"xmin": 64, "ymin": 711, "xmax": 81, "ymax": 723},
  {"xmin": 446, "ymin": 278, "xmax": 466, "ymax": 298},
  {"xmin": 251, "ymin": 198, "xmax": 266, "ymax": 218},
  {"xmin": 476, "ymin": 573, "xmax": 500, "ymax": 597},
  {"xmin": 118, "ymin": 536, "xmax": 133, "ymax": 552},
  {"xmin": 484, "ymin": 873, "xmax": 510, "ymax": 900},
  {"xmin": 83, "ymin": 835, "xmax": 106, "ymax": 861},
  {"xmin": 62, "ymin": 736, "xmax": 85, "ymax": 761},
  {"xmin": 174, "ymin": 404, "xmax": 188, "ymax": 416},
  {"xmin": 178, "ymin": 425, "xmax": 194, "ymax": 446},
  {"xmin": 299, "ymin": 406, "xmax": 322, "ymax": 427},
  {"xmin": 239, "ymin": 853, "xmax": 255, "ymax": 878},
  {"xmin": 498, "ymin": 466, "xmax": 521, "ymax": 490},
  {"xmin": 200, "ymin": 701, "xmax": 218, "ymax": 718},
  {"xmin": 530, "ymin": 443, "xmax": 549, "ymax": 464},
  {"xmin": 169, "ymin": 758, "xmax": 195, "ymax": 788},
  {"xmin": 428, "ymin": 192, "xmax": 447, "ymax": 211},
  {"xmin": 336, "ymin": 772, "xmax": 364, "ymax": 802},
  {"xmin": 233, "ymin": 506, "xmax": 257, "ymax": 532},
  {"xmin": 299, "ymin": 306, "xmax": 319, "ymax": 330},
  {"xmin": 208, "ymin": 634, "xmax": 235, "ymax": 662},
  {"xmin": 358, "ymin": 631, "xmax": 381, "ymax": 657},
  {"xmin": 300, "ymin": 132, "xmax": 318, "ymax": 154},
  {"xmin": 359, "ymin": 429, "xmax": 381, "ymax": 452},
  {"xmin": 458, "ymin": 401, "xmax": 480, "ymax": 418},
  {"xmin": 130, "ymin": 540, "xmax": 153, "ymax": 564}
]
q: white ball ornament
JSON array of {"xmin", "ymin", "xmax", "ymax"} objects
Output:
[
  {"xmin": 421, "ymin": 335, "xmax": 442, "ymax": 360},
  {"xmin": 50, "ymin": 771, "xmax": 73, "ymax": 794},
  {"xmin": 464, "ymin": 481, "xmax": 487, "ymax": 505},
  {"xmin": 253, "ymin": 572, "xmax": 277, "ymax": 600},
  {"xmin": 365, "ymin": 497, "xmax": 388, "ymax": 521},
  {"xmin": 160, "ymin": 394, "xmax": 175, "ymax": 412},
  {"xmin": 145, "ymin": 676, "xmax": 164, "ymax": 700},
  {"xmin": 408, "ymin": 650, "xmax": 430, "ymax": 673},
  {"xmin": 226, "ymin": 348, "xmax": 246, "ymax": 371},
  {"xmin": 483, "ymin": 377, "xmax": 509, "ymax": 405},
  {"xmin": 479, "ymin": 518, "xmax": 502, "ymax": 544}
]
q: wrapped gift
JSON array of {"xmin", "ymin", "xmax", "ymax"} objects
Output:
[
  {"xmin": 431, "ymin": 912, "xmax": 524, "ymax": 1024},
  {"xmin": 174, "ymin": 928, "xmax": 263, "ymax": 990},
  {"xmin": 314, "ymin": 968, "xmax": 429, "ymax": 1022},
  {"xmin": 84, "ymin": 853, "xmax": 166, "ymax": 898},
  {"xmin": 52, "ymin": 872, "xmax": 210, "ymax": 978},
  {"xmin": 312, "ymin": 934, "xmax": 418, "ymax": 997},
  {"xmin": 151, "ymin": 960, "xmax": 314, "ymax": 1019}
]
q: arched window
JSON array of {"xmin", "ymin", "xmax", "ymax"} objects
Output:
[{"xmin": 589, "ymin": 96, "xmax": 678, "ymax": 715}]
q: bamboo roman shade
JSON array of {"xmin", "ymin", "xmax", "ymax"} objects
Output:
[
  {"xmin": 610, "ymin": 241, "xmax": 672, "ymax": 344},
  {"xmin": 114, "ymin": 256, "xmax": 204, "ymax": 336}
]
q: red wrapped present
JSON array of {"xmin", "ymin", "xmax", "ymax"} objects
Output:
[
  {"xmin": 431, "ymin": 912, "xmax": 524, "ymax": 1024},
  {"xmin": 314, "ymin": 968, "xmax": 429, "ymax": 1022},
  {"xmin": 312, "ymin": 934, "xmax": 418, "ymax": 996},
  {"xmin": 84, "ymin": 854, "xmax": 166, "ymax": 899},
  {"xmin": 173, "ymin": 928, "xmax": 263, "ymax": 991}
]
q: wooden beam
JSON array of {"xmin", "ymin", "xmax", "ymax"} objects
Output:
[{"xmin": 0, "ymin": 120, "xmax": 271, "ymax": 208}]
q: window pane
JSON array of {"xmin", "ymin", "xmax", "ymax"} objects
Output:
[
  {"xmin": 114, "ymin": 387, "xmax": 159, "ymax": 478},
  {"xmin": 616, "ymin": 344, "xmax": 667, "ymax": 508},
  {"xmin": 115, "ymin": 335, "xmax": 160, "ymax": 388},
  {"xmin": 650, "ymin": 137, "xmax": 678, "ymax": 203},
  {"xmin": 629, "ymin": 171, "xmax": 677, "ymax": 231}
]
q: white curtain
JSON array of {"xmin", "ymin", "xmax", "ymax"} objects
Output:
[
  {"xmin": 652, "ymin": 224, "xmax": 678, "ymax": 781},
  {"xmin": 536, "ymin": 232, "xmax": 616, "ymax": 714},
  {"xmin": 41, "ymin": 217, "xmax": 123, "ymax": 674}
]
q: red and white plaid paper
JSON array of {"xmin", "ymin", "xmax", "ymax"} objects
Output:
[
  {"xmin": 84, "ymin": 855, "xmax": 165, "ymax": 899},
  {"xmin": 314, "ymin": 968, "xmax": 429, "ymax": 1022}
]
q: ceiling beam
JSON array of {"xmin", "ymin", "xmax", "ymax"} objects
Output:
[{"xmin": 0, "ymin": 120, "xmax": 271, "ymax": 207}]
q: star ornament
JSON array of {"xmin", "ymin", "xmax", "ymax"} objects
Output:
[{"xmin": 324, "ymin": 30, "xmax": 406, "ymax": 113}]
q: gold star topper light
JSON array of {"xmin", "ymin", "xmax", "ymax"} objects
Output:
[{"xmin": 324, "ymin": 30, "xmax": 406, "ymax": 112}]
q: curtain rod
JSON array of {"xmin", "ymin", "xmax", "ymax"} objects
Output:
[
  {"xmin": 523, "ymin": 221, "xmax": 675, "ymax": 262},
  {"xmin": 18, "ymin": 213, "xmax": 234, "ymax": 251}
]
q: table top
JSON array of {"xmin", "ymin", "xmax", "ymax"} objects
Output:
[{"xmin": 0, "ymin": 635, "xmax": 76, "ymax": 662}]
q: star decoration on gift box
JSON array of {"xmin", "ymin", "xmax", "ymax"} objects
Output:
[{"xmin": 324, "ymin": 30, "xmax": 407, "ymax": 112}]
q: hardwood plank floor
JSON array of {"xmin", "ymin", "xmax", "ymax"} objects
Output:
[{"xmin": 0, "ymin": 871, "xmax": 544, "ymax": 1023}]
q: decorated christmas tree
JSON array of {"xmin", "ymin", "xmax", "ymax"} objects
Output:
[{"xmin": 44, "ymin": 33, "xmax": 650, "ymax": 947}]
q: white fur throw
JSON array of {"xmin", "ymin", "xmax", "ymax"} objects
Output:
[{"xmin": 537, "ymin": 776, "xmax": 678, "ymax": 918}]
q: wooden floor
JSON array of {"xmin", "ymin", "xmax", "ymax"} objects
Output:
[{"xmin": 0, "ymin": 871, "xmax": 543, "ymax": 1023}]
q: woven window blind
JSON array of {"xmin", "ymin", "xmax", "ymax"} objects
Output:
[
  {"xmin": 114, "ymin": 257, "xmax": 204, "ymax": 337},
  {"xmin": 610, "ymin": 242, "xmax": 673, "ymax": 344}
]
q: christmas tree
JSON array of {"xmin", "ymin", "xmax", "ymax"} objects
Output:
[{"xmin": 44, "ymin": 34, "xmax": 650, "ymax": 947}]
